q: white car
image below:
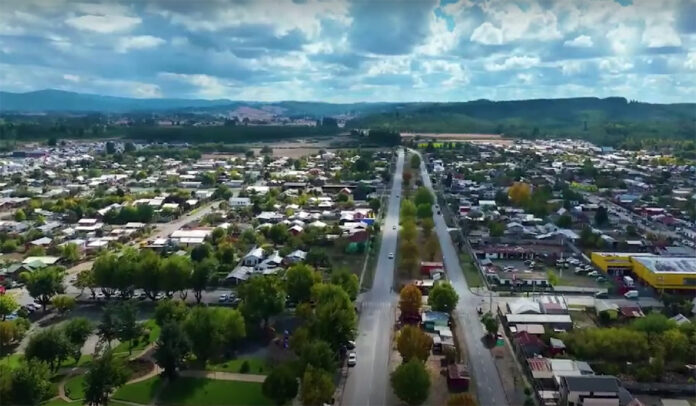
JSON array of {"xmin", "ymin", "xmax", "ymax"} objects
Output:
[
  {"xmin": 388, "ymin": 253, "xmax": 394, "ymax": 259},
  {"xmin": 219, "ymin": 294, "xmax": 230, "ymax": 303},
  {"xmin": 392, "ymin": 225, "xmax": 396, "ymax": 230},
  {"xmin": 347, "ymin": 352, "xmax": 357, "ymax": 367}
]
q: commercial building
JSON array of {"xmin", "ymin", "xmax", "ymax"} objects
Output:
[{"xmin": 590, "ymin": 252, "xmax": 696, "ymax": 291}]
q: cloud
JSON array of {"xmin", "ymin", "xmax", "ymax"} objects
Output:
[
  {"xmin": 116, "ymin": 35, "xmax": 165, "ymax": 53},
  {"xmin": 642, "ymin": 24, "xmax": 682, "ymax": 48},
  {"xmin": 563, "ymin": 35, "xmax": 593, "ymax": 48},
  {"xmin": 470, "ymin": 22, "xmax": 503, "ymax": 45},
  {"xmin": 606, "ymin": 24, "xmax": 639, "ymax": 54},
  {"xmin": 485, "ymin": 55, "xmax": 541, "ymax": 71},
  {"xmin": 65, "ymin": 14, "xmax": 141, "ymax": 33},
  {"xmin": 685, "ymin": 53, "xmax": 696, "ymax": 70},
  {"xmin": 62, "ymin": 74, "xmax": 80, "ymax": 82}
]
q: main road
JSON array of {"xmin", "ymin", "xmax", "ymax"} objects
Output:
[
  {"xmin": 417, "ymin": 151, "xmax": 509, "ymax": 406},
  {"xmin": 342, "ymin": 149, "xmax": 404, "ymax": 406}
]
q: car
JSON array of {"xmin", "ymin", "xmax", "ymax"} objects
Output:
[
  {"xmin": 396, "ymin": 194, "xmax": 400, "ymax": 198},
  {"xmin": 392, "ymin": 225, "xmax": 396, "ymax": 230},
  {"xmin": 346, "ymin": 340, "xmax": 356, "ymax": 350},
  {"xmin": 388, "ymin": 253, "xmax": 394, "ymax": 259},
  {"xmin": 347, "ymin": 352, "xmax": 357, "ymax": 367},
  {"xmin": 587, "ymin": 271, "xmax": 599, "ymax": 277},
  {"xmin": 624, "ymin": 290, "xmax": 639, "ymax": 299},
  {"xmin": 219, "ymin": 294, "xmax": 230, "ymax": 303}
]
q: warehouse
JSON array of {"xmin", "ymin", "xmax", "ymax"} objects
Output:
[{"xmin": 591, "ymin": 252, "xmax": 696, "ymax": 291}]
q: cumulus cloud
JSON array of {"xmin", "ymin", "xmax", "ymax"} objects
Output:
[
  {"xmin": 0, "ymin": 0, "xmax": 692, "ymax": 102},
  {"xmin": 563, "ymin": 35, "xmax": 593, "ymax": 48},
  {"xmin": 115, "ymin": 35, "xmax": 165, "ymax": 53}
]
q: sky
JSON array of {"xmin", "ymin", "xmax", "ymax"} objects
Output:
[{"xmin": 0, "ymin": 0, "xmax": 695, "ymax": 103}]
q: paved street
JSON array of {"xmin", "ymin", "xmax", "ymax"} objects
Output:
[
  {"xmin": 342, "ymin": 149, "xmax": 404, "ymax": 406},
  {"xmin": 417, "ymin": 152, "xmax": 509, "ymax": 406}
]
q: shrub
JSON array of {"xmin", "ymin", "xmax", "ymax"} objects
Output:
[{"xmin": 239, "ymin": 360, "xmax": 250, "ymax": 374}]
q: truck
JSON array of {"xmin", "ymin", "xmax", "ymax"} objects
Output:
[{"xmin": 623, "ymin": 275, "xmax": 634, "ymax": 288}]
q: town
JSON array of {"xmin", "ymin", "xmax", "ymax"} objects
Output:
[{"xmin": 0, "ymin": 135, "xmax": 693, "ymax": 406}]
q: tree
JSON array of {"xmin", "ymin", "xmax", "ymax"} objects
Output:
[
  {"xmin": 481, "ymin": 312, "xmax": 499, "ymax": 337},
  {"xmin": 555, "ymin": 214, "xmax": 572, "ymax": 228},
  {"xmin": 286, "ymin": 264, "xmax": 320, "ymax": 304},
  {"xmin": 488, "ymin": 221, "xmax": 505, "ymax": 237},
  {"xmin": 191, "ymin": 258, "xmax": 216, "ymax": 303},
  {"xmin": 116, "ymin": 302, "xmax": 142, "ymax": 355},
  {"xmin": 508, "ymin": 182, "xmax": 531, "ymax": 205},
  {"xmin": 0, "ymin": 295, "xmax": 19, "ymax": 321},
  {"xmin": 75, "ymin": 269, "xmax": 96, "ymax": 297},
  {"xmin": 428, "ymin": 282, "xmax": 458, "ymax": 313},
  {"xmin": 306, "ymin": 248, "xmax": 329, "ymax": 268},
  {"xmin": 546, "ymin": 270, "xmax": 559, "ymax": 286},
  {"xmin": 9, "ymin": 360, "xmax": 52, "ymax": 405},
  {"xmin": 311, "ymin": 284, "xmax": 356, "ymax": 350},
  {"xmin": 154, "ymin": 299, "xmax": 188, "ymax": 327},
  {"xmin": 51, "ymin": 295, "xmax": 76, "ymax": 315},
  {"xmin": 299, "ymin": 340, "xmax": 336, "ymax": 373},
  {"xmin": 300, "ymin": 365, "xmax": 334, "ymax": 406},
  {"xmin": 391, "ymin": 358, "xmax": 430, "ymax": 405},
  {"xmin": 400, "ymin": 220, "xmax": 418, "ymax": 241},
  {"xmin": 397, "ymin": 325, "xmax": 433, "ymax": 362},
  {"xmin": 410, "ymin": 154, "xmax": 421, "ymax": 169},
  {"xmin": 416, "ymin": 203, "xmax": 433, "ymax": 219},
  {"xmin": 263, "ymin": 364, "xmax": 299, "ymax": 406},
  {"xmin": 239, "ymin": 276, "xmax": 285, "ymax": 329},
  {"xmin": 92, "ymin": 253, "xmax": 119, "ymax": 298},
  {"xmin": 330, "ymin": 268, "xmax": 359, "ymax": 301},
  {"xmin": 413, "ymin": 187, "xmax": 434, "ymax": 207},
  {"xmin": 97, "ymin": 305, "xmax": 120, "ymax": 348},
  {"xmin": 154, "ymin": 321, "xmax": 190, "ymax": 380},
  {"xmin": 269, "ymin": 224, "xmax": 290, "ymax": 245},
  {"xmin": 83, "ymin": 349, "xmax": 129, "ymax": 406},
  {"xmin": 399, "ymin": 284, "xmax": 422, "ymax": 318},
  {"xmin": 63, "ymin": 317, "xmax": 93, "ymax": 363},
  {"xmin": 25, "ymin": 328, "xmax": 71, "ymax": 372},
  {"xmin": 424, "ymin": 234, "xmax": 439, "ymax": 261},
  {"xmin": 22, "ymin": 267, "xmax": 65, "ymax": 312},
  {"xmin": 448, "ymin": 393, "xmax": 477, "ymax": 406},
  {"xmin": 161, "ymin": 255, "xmax": 192, "ymax": 298},
  {"xmin": 400, "ymin": 200, "xmax": 417, "ymax": 219},
  {"xmin": 352, "ymin": 157, "xmax": 370, "ymax": 172},
  {"xmin": 403, "ymin": 171, "xmax": 412, "ymax": 186},
  {"xmin": 594, "ymin": 206, "xmax": 609, "ymax": 226},
  {"xmin": 368, "ymin": 198, "xmax": 381, "ymax": 213},
  {"xmin": 14, "ymin": 209, "xmax": 26, "ymax": 222},
  {"xmin": 0, "ymin": 320, "xmax": 28, "ymax": 355},
  {"xmin": 60, "ymin": 243, "xmax": 81, "ymax": 263},
  {"xmin": 136, "ymin": 250, "xmax": 163, "ymax": 300},
  {"xmin": 183, "ymin": 307, "xmax": 246, "ymax": 364},
  {"xmin": 421, "ymin": 218, "xmax": 434, "ymax": 237},
  {"xmin": 631, "ymin": 313, "xmax": 676, "ymax": 336},
  {"xmin": 105, "ymin": 141, "xmax": 116, "ymax": 155}
]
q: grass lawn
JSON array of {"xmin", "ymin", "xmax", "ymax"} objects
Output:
[
  {"xmin": 113, "ymin": 319, "xmax": 161, "ymax": 355},
  {"xmin": 113, "ymin": 376, "xmax": 162, "ymax": 404},
  {"xmin": 206, "ymin": 356, "xmax": 270, "ymax": 375},
  {"xmin": 60, "ymin": 354, "xmax": 93, "ymax": 369},
  {"xmin": 42, "ymin": 398, "xmax": 73, "ymax": 406},
  {"xmin": 0, "ymin": 353, "xmax": 24, "ymax": 369},
  {"xmin": 64, "ymin": 374, "xmax": 86, "ymax": 401},
  {"xmin": 159, "ymin": 378, "xmax": 270, "ymax": 406},
  {"xmin": 460, "ymin": 253, "xmax": 484, "ymax": 288},
  {"xmin": 327, "ymin": 245, "xmax": 366, "ymax": 278}
]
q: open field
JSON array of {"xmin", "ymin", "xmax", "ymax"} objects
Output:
[{"xmin": 158, "ymin": 378, "xmax": 269, "ymax": 406}]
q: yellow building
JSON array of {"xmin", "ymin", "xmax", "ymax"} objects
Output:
[{"xmin": 591, "ymin": 252, "xmax": 696, "ymax": 291}]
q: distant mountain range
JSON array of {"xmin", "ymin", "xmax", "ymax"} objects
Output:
[{"xmin": 0, "ymin": 89, "xmax": 399, "ymax": 117}]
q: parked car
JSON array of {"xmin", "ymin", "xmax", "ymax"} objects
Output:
[
  {"xmin": 587, "ymin": 271, "xmax": 599, "ymax": 277},
  {"xmin": 388, "ymin": 253, "xmax": 394, "ymax": 259},
  {"xmin": 347, "ymin": 352, "xmax": 357, "ymax": 367},
  {"xmin": 594, "ymin": 290, "xmax": 608, "ymax": 299},
  {"xmin": 346, "ymin": 340, "xmax": 356, "ymax": 350},
  {"xmin": 219, "ymin": 294, "xmax": 230, "ymax": 303},
  {"xmin": 624, "ymin": 290, "xmax": 639, "ymax": 299}
]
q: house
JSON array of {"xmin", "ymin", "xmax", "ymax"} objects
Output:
[
  {"xmin": 242, "ymin": 247, "xmax": 264, "ymax": 267},
  {"xmin": 285, "ymin": 250, "xmax": 307, "ymax": 264},
  {"xmin": 289, "ymin": 225, "xmax": 303, "ymax": 236},
  {"xmin": 170, "ymin": 229, "xmax": 211, "ymax": 246},
  {"xmin": 22, "ymin": 256, "xmax": 61, "ymax": 267},
  {"xmin": 514, "ymin": 331, "xmax": 547, "ymax": 357},
  {"xmin": 559, "ymin": 375, "xmax": 623, "ymax": 406},
  {"xmin": 257, "ymin": 251, "xmax": 283, "ymax": 270},
  {"xmin": 508, "ymin": 298, "xmax": 542, "ymax": 314},
  {"xmin": 29, "ymin": 237, "xmax": 53, "ymax": 247},
  {"xmin": 421, "ymin": 261, "xmax": 445, "ymax": 276},
  {"xmin": 229, "ymin": 197, "xmax": 252, "ymax": 207}
]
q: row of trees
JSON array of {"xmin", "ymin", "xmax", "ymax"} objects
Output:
[{"xmin": 399, "ymin": 182, "xmax": 439, "ymax": 277}]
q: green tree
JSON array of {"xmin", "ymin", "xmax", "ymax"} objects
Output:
[
  {"xmin": 183, "ymin": 307, "xmax": 246, "ymax": 364},
  {"xmin": 300, "ymin": 365, "xmax": 334, "ymax": 406},
  {"xmin": 488, "ymin": 221, "xmax": 505, "ymax": 237},
  {"xmin": 396, "ymin": 325, "xmax": 433, "ymax": 362},
  {"xmin": 135, "ymin": 250, "xmax": 163, "ymax": 300},
  {"xmin": 421, "ymin": 218, "xmax": 434, "ymax": 237},
  {"xmin": 480, "ymin": 312, "xmax": 499, "ymax": 337},
  {"xmin": 10, "ymin": 360, "xmax": 52, "ymax": 405},
  {"xmin": 116, "ymin": 302, "xmax": 142, "ymax": 355},
  {"xmin": 416, "ymin": 203, "xmax": 433, "ymax": 219},
  {"xmin": 311, "ymin": 284, "xmax": 356, "ymax": 350},
  {"xmin": 61, "ymin": 243, "xmax": 81, "ymax": 263},
  {"xmin": 413, "ymin": 187, "xmax": 434, "ymax": 207},
  {"xmin": 428, "ymin": 282, "xmax": 458, "ymax": 313},
  {"xmin": 239, "ymin": 276, "xmax": 285, "ymax": 329},
  {"xmin": 400, "ymin": 200, "xmax": 417, "ymax": 219},
  {"xmin": 97, "ymin": 304, "xmax": 120, "ymax": 348},
  {"xmin": 154, "ymin": 299, "xmax": 189, "ymax": 326},
  {"xmin": 286, "ymin": 264, "xmax": 321, "ymax": 304},
  {"xmin": 391, "ymin": 358, "xmax": 430, "ymax": 405},
  {"xmin": 22, "ymin": 267, "xmax": 65, "ymax": 312},
  {"xmin": 154, "ymin": 321, "xmax": 190, "ymax": 380},
  {"xmin": 75, "ymin": 269, "xmax": 96, "ymax": 298},
  {"xmin": 191, "ymin": 258, "xmax": 216, "ymax": 303},
  {"xmin": 161, "ymin": 255, "xmax": 193, "ymax": 299},
  {"xmin": 51, "ymin": 295, "xmax": 76, "ymax": 315},
  {"xmin": 14, "ymin": 209, "xmax": 26, "ymax": 222},
  {"xmin": 262, "ymin": 364, "xmax": 299, "ymax": 406},
  {"xmin": 25, "ymin": 328, "xmax": 71, "ymax": 372},
  {"xmin": 269, "ymin": 224, "xmax": 290, "ymax": 245},
  {"xmin": 299, "ymin": 340, "xmax": 336, "ymax": 373},
  {"xmin": 546, "ymin": 270, "xmax": 560, "ymax": 286},
  {"xmin": 594, "ymin": 206, "xmax": 609, "ymax": 226},
  {"xmin": 83, "ymin": 350, "xmax": 129, "ymax": 406},
  {"xmin": 0, "ymin": 320, "xmax": 28, "ymax": 355},
  {"xmin": 330, "ymin": 268, "xmax": 359, "ymax": 301},
  {"xmin": 0, "ymin": 295, "xmax": 19, "ymax": 321},
  {"xmin": 555, "ymin": 214, "xmax": 572, "ymax": 228},
  {"xmin": 410, "ymin": 154, "xmax": 421, "ymax": 169},
  {"xmin": 63, "ymin": 317, "xmax": 93, "ymax": 363},
  {"xmin": 191, "ymin": 243, "xmax": 213, "ymax": 262}
]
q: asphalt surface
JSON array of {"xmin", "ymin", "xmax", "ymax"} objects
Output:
[
  {"xmin": 342, "ymin": 149, "xmax": 404, "ymax": 406},
  {"xmin": 417, "ymin": 153, "xmax": 510, "ymax": 406}
]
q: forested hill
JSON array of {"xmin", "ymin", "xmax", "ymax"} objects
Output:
[{"xmin": 348, "ymin": 97, "xmax": 696, "ymax": 146}]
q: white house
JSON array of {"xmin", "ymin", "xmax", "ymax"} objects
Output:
[
  {"xmin": 242, "ymin": 247, "xmax": 264, "ymax": 267},
  {"xmin": 229, "ymin": 197, "xmax": 252, "ymax": 207}
]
